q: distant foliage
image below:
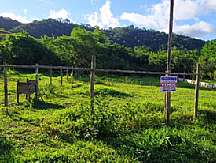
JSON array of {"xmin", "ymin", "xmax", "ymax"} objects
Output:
[
  {"xmin": 200, "ymin": 40, "xmax": 216, "ymax": 79},
  {"xmin": 11, "ymin": 19, "xmax": 75, "ymax": 38},
  {"xmin": 0, "ymin": 17, "xmax": 204, "ymax": 51},
  {"xmin": 0, "ymin": 24, "xmax": 214, "ymax": 78},
  {"xmin": 0, "ymin": 16, "xmax": 22, "ymax": 31},
  {"xmin": 105, "ymin": 25, "xmax": 205, "ymax": 51},
  {"xmin": 0, "ymin": 32, "xmax": 57, "ymax": 65}
]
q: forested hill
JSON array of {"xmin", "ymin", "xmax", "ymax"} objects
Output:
[
  {"xmin": 11, "ymin": 19, "xmax": 77, "ymax": 38},
  {"xmin": 0, "ymin": 16, "xmax": 22, "ymax": 31},
  {"xmin": 105, "ymin": 26, "xmax": 205, "ymax": 51},
  {"xmin": 0, "ymin": 17, "xmax": 205, "ymax": 51}
]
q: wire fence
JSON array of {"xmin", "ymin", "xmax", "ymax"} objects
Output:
[{"xmin": 0, "ymin": 58, "xmax": 215, "ymax": 123}]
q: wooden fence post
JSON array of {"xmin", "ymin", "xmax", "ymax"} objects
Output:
[
  {"xmin": 194, "ymin": 63, "xmax": 201, "ymax": 120},
  {"xmin": 71, "ymin": 66, "xmax": 74, "ymax": 83},
  {"xmin": 3, "ymin": 64, "xmax": 8, "ymax": 107},
  {"xmin": 26, "ymin": 79, "xmax": 30, "ymax": 101},
  {"xmin": 17, "ymin": 80, "xmax": 19, "ymax": 104},
  {"xmin": 35, "ymin": 64, "xmax": 39, "ymax": 101},
  {"xmin": 66, "ymin": 67, "xmax": 69, "ymax": 81},
  {"xmin": 90, "ymin": 56, "xmax": 96, "ymax": 114},
  {"xmin": 49, "ymin": 67, "xmax": 53, "ymax": 93},
  {"xmin": 60, "ymin": 67, "xmax": 63, "ymax": 86},
  {"xmin": 77, "ymin": 70, "xmax": 80, "ymax": 80}
]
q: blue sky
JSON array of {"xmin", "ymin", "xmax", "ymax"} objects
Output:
[{"xmin": 0, "ymin": 0, "xmax": 215, "ymax": 40}]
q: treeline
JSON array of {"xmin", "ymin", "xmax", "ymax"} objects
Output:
[
  {"xmin": 105, "ymin": 25, "xmax": 205, "ymax": 51},
  {"xmin": 1, "ymin": 27, "xmax": 215, "ymax": 79},
  {"xmin": 0, "ymin": 17, "xmax": 205, "ymax": 51},
  {"xmin": 200, "ymin": 40, "xmax": 216, "ymax": 79},
  {"xmin": 0, "ymin": 16, "xmax": 21, "ymax": 31}
]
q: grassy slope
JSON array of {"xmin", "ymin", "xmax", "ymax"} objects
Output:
[{"xmin": 0, "ymin": 72, "xmax": 216, "ymax": 162}]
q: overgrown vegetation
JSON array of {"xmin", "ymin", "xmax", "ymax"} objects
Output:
[
  {"xmin": 0, "ymin": 72, "xmax": 215, "ymax": 162},
  {"xmin": 1, "ymin": 27, "xmax": 214, "ymax": 77}
]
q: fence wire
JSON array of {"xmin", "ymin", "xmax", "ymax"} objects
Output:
[{"xmin": 0, "ymin": 66, "xmax": 215, "ymax": 122}]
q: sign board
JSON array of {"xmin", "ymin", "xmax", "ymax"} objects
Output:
[
  {"xmin": 160, "ymin": 76, "xmax": 177, "ymax": 92},
  {"xmin": 17, "ymin": 80, "xmax": 37, "ymax": 95}
]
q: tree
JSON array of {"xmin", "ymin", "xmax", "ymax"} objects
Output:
[
  {"xmin": 200, "ymin": 40, "xmax": 216, "ymax": 79},
  {"xmin": 0, "ymin": 32, "xmax": 57, "ymax": 65}
]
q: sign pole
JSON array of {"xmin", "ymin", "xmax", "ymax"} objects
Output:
[{"xmin": 165, "ymin": 0, "xmax": 174, "ymax": 124}]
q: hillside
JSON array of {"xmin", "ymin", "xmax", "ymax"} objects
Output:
[
  {"xmin": 0, "ymin": 17, "xmax": 205, "ymax": 51},
  {"xmin": 11, "ymin": 19, "xmax": 76, "ymax": 38},
  {"xmin": 0, "ymin": 16, "xmax": 22, "ymax": 31},
  {"xmin": 105, "ymin": 26, "xmax": 205, "ymax": 51}
]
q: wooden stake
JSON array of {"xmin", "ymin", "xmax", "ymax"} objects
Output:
[
  {"xmin": 71, "ymin": 66, "xmax": 74, "ymax": 82},
  {"xmin": 194, "ymin": 63, "xmax": 201, "ymax": 120},
  {"xmin": 35, "ymin": 64, "xmax": 39, "ymax": 101},
  {"xmin": 17, "ymin": 80, "xmax": 19, "ymax": 104},
  {"xmin": 49, "ymin": 68, "xmax": 53, "ymax": 93},
  {"xmin": 66, "ymin": 68, "xmax": 69, "ymax": 81},
  {"xmin": 3, "ymin": 64, "xmax": 8, "ymax": 107},
  {"xmin": 90, "ymin": 56, "xmax": 96, "ymax": 114},
  {"xmin": 26, "ymin": 79, "xmax": 30, "ymax": 101},
  {"xmin": 60, "ymin": 67, "xmax": 63, "ymax": 86}
]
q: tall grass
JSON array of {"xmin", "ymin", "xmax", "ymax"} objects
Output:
[{"xmin": 0, "ymin": 71, "xmax": 215, "ymax": 162}]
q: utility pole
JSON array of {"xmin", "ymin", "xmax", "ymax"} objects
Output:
[{"xmin": 165, "ymin": 0, "xmax": 174, "ymax": 124}]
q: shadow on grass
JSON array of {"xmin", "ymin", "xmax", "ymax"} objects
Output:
[
  {"xmin": 51, "ymin": 92, "xmax": 69, "ymax": 98},
  {"xmin": 0, "ymin": 137, "xmax": 13, "ymax": 161},
  {"xmin": 71, "ymin": 83, "xmax": 83, "ymax": 88},
  {"xmin": 170, "ymin": 114, "xmax": 194, "ymax": 129},
  {"xmin": 199, "ymin": 110, "xmax": 216, "ymax": 124},
  {"xmin": 33, "ymin": 100, "xmax": 65, "ymax": 110},
  {"xmin": 95, "ymin": 88, "xmax": 132, "ymax": 98},
  {"xmin": 100, "ymin": 134, "xmax": 216, "ymax": 162}
]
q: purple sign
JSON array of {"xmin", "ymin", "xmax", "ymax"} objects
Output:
[{"xmin": 160, "ymin": 76, "xmax": 177, "ymax": 92}]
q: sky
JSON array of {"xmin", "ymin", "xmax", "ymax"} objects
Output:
[{"xmin": 0, "ymin": 0, "xmax": 215, "ymax": 40}]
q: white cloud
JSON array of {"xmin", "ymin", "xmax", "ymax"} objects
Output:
[
  {"xmin": 121, "ymin": 0, "xmax": 202, "ymax": 30},
  {"xmin": 49, "ymin": 9, "xmax": 71, "ymax": 20},
  {"xmin": 86, "ymin": 0, "xmax": 215, "ymax": 38},
  {"xmin": 205, "ymin": 0, "xmax": 216, "ymax": 10},
  {"xmin": 175, "ymin": 21, "xmax": 215, "ymax": 38},
  {"xmin": 0, "ymin": 12, "xmax": 30, "ymax": 24},
  {"xmin": 175, "ymin": 0, "xmax": 201, "ymax": 20},
  {"xmin": 120, "ymin": 0, "xmax": 216, "ymax": 39},
  {"xmin": 87, "ymin": 0, "xmax": 119, "ymax": 28},
  {"xmin": 120, "ymin": 0, "xmax": 169, "ymax": 31},
  {"xmin": 120, "ymin": 12, "xmax": 167, "ymax": 30}
]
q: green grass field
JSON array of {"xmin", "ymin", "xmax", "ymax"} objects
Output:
[{"xmin": 0, "ymin": 71, "xmax": 216, "ymax": 162}]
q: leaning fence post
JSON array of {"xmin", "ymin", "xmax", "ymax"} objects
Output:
[
  {"xmin": 90, "ymin": 56, "xmax": 96, "ymax": 114},
  {"xmin": 35, "ymin": 64, "xmax": 39, "ymax": 101},
  {"xmin": 49, "ymin": 67, "xmax": 53, "ymax": 93},
  {"xmin": 194, "ymin": 63, "xmax": 201, "ymax": 120},
  {"xmin": 3, "ymin": 64, "xmax": 8, "ymax": 107}
]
